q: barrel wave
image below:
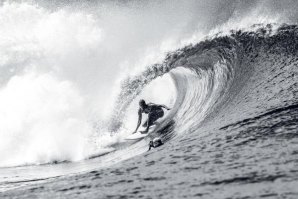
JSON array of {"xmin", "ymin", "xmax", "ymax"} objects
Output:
[{"xmin": 113, "ymin": 23, "xmax": 297, "ymax": 142}]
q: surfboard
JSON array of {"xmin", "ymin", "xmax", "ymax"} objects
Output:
[
  {"xmin": 125, "ymin": 125, "xmax": 157, "ymax": 140},
  {"xmin": 125, "ymin": 132, "xmax": 147, "ymax": 140}
]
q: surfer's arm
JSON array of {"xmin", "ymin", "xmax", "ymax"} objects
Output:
[
  {"xmin": 133, "ymin": 109, "xmax": 142, "ymax": 134},
  {"xmin": 159, "ymin": 104, "xmax": 171, "ymax": 110}
]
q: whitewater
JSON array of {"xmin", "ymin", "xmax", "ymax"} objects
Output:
[{"xmin": 1, "ymin": 0, "xmax": 298, "ymax": 198}]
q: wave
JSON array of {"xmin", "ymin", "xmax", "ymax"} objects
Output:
[
  {"xmin": 0, "ymin": 0, "xmax": 298, "ymax": 168},
  {"xmin": 111, "ymin": 23, "xmax": 298, "ymax": 135}
]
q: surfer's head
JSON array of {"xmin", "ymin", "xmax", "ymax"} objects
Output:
[{"xmin": 139, "ymin": 99, "xmax": 146, "ymax": 108}]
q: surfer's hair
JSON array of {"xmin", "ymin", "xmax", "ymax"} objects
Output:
[{"xmin": 139, "ymin": 99, "xmax": 146, "ymax": 107}]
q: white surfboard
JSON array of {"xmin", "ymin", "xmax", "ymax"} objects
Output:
[
  {"xmin": 125, "ymin": 132, "xmax": 147, "ymax": 140},
  {"xmin": 125, "ymin": 125, "xmax": 157, "ymax": 140}
]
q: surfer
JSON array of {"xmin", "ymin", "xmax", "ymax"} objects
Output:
[{"xmin": 133, "ymin": 99, "xmax": 170, "ymax": 134}]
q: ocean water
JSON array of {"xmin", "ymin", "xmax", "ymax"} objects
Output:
[{"xmin": 1, "ymin": 1, "xmax": 298, "ymax": 198}]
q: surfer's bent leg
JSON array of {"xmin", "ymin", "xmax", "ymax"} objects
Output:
[
  {"xmin": 142, "ymin": 109, "xmax": 164, "ymax": 128},
  {"xmin": 142, "ymin": 120, "xmax": 148, "ymax": 127},
  {"xmin": 145, "ymin": 110, "xmax": 164, "ymax": 130}
]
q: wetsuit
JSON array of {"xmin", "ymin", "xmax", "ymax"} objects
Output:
[{"xmin": 141, "ymin": 103, "xmax": 164, "ymax": 127}]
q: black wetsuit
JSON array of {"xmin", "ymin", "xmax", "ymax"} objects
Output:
[{"xmin": 141, "ymin": 104, "xmax": 164, "ymax": 127}]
